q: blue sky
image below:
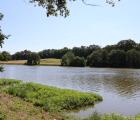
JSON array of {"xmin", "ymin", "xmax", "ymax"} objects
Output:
[{"xmin": 0, "ymin": 0, "xmax": 140, "ymax": 54}]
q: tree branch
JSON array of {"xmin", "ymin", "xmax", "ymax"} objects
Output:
[{"xmin": 82, "ymin": 0, "xmax": 100, "ymax": 6}]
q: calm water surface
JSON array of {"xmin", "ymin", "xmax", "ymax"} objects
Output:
[{"xmin": 0, "ymin": 65, "xmax": 140, "ymax": 118}]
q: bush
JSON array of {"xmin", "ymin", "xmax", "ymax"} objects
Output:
[
  {"xmin": 61, "ymin": 52, "xmax": 86, "ymax": 67},
  {"xmin": 70, "ymin": 56, "xmax": 86, "ymax": 67},
  {"xmin": 126, "ymin": 49, "xmax": 140, "ymax": 68},
  {"xmin": 87, "ymin": 50, "xmax": 108, "ymax": 67},
  {"xmin": 61, "ymin": 52, "xmax": 75, "ymax": 66},
  {"xmin": 26, "ymin": 52, "xmax": 40, "ymax": 65},
  {"xmin": 108, "ymin": 50, "xmax": 126, "ymax": 67},
  {"xmin": 0, "ymin": 51, "xmax": 11, "ymax": 61}
]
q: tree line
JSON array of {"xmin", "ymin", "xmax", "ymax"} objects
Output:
[
  {"xmin": 61, "ymin": 39, "xmax": 140, "ymax": 68},
  {"xmin": 0, "ymin": 39, "xmax": 140, "ymax": 67}
]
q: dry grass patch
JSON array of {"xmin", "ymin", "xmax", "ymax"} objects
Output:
[{"xmin": 0, "ymin": 93, "xmax": 62, "ymax": 120}]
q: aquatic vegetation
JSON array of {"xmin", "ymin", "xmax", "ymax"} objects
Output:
[
  {"xmin": 82, "ymin": 112, "xmax": 140, "ymax": 120},
  {"xmin": 0, "ymin": 79, "xmax": 102, "ymax": 112}
]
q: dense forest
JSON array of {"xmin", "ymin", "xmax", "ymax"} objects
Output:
[{"xmin": 0, "ymin": 39, "xmax": 140, "ymax": 68}]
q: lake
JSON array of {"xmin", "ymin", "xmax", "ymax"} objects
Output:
[{"xmin": 0, "ymin": 65, "xmax": 140, "ymax": 118}]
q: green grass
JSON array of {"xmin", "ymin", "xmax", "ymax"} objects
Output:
[
  {"xmin": 0, "ymin": 78, "xmax": 102, "ymax": 113},
  {"xmin": 40, "ymin": 58, "xmax": 61, "ymax": 66}
]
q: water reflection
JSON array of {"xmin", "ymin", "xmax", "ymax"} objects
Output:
[{"xmin": 0, "ymin": 65, "xmax": 140, "ymax": 116}]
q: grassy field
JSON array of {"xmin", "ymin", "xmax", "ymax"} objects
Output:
[
  {"xmin": 40, "ymin": 58, "xmax": 61, "ymax": 66},
  {"xmin": 0, "ymin": 58, "xmax": 61, "ymax": 66}
]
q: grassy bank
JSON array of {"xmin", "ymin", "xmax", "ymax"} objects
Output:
[
  {"xmin": 0, "ymin": 93, "xmax": 62, "ymax": 120},
  {"xmin": 0, "ymin": 78, "xmax": 102, "ymax": 113},
  {"xmin": 1, "ymin": 79, "xmax": 139, "ymax": 120},
  {"xmin": 0, "ymin": 58, "xmax": 61, "ymax": 66}
]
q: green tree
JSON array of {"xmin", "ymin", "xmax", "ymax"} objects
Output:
[
  {"xmin": 0, "ymin": 13, "xmax": 8, "ymax": 72},
  {"xmin": 103, "ymin": 45, "xmax": 117, "ymax": 52},
  {"xmin": 72, "ymin": 45, "xmax": 100, "ymax": 58},
  {"xmin": 38, "ymin": 47, "xmax": 69, "ymax": 59},
  {"xmin": 71, "ymin": 56, "xmax": 86, "ymax": 67},
  {"xmin": 0, "ymin": 51, "xmax": 11, "ymax": 61},
  {"xmin": 12, "ymin": 50, "xmax": 32, "ymax": 60},
  {"xmin": 87, "ymin": 50, "xmax": 108, "ymax": 67},
  {"xmin": 61, "ymin": 52, "xmax": 75, "ymax": 66},
  {"xmin": 126, "ymin": 49, "xmax": 140, "ymax": 68},
  {"xmin": 117, "ymin": 39, "xmax": 136, "ymax": 51},
  {"xmin": 135, "ymin": 43, "xmax": 140, "ymax": 51},
  {"xmin": 26, "ymin": 52, "xmax": 40, "ymax": 65},
  {"xmin": 108, "ymin": 50, "xmax": 126, "ymax": 67}
]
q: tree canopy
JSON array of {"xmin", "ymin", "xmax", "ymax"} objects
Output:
[{"xmin": 30, "ymin": 0, "xmax": 121, "ymax": 17}]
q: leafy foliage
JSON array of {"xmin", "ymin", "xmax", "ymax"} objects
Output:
[
  {"xmin": 0, "ymin": 51, "xmax": 11, "ymax": 61},
  {"xmin": 108, "ymin": 50, "xmax": 126, "ymax": 67},
  {"xmin": 12, "ymin": 50, "xmax": 31, "ymax": 60},
  {"xmin": 29, "ymin": 0, "xmax": 120, "ymax": 17},
  {"xmin": 71, "ymin": 56, "xmax": 86, "ymax": 67},
  {"xmin": 30, "ymin": 0, "xmax": 69, "ymax": 17},
  {"xmin": 0, "ymin": 13, "xmax": 8, "ymax": 72},
  {"xmin": 39, "ymin": 47, "xmax": 69, "ymax": 59},
  {"xmin": 126, "ymin": 49, "xmax": 140, "ymax": 68},
  {"xmin": 61, "ymin": 52, "xmax": 86, "ymax": 67},
  {"xmin": 117, "ymin": 39, "xmax": 136, "ymax": 51},
  {"xmin": 26, "ymin": 52, "xmax": 40, "ymax": 65},
  {"xmin": 87, "ymin": 50, "xmax": 108, "ymax": 67},
  {"xmin": 61, "ymin": 52, "xmax": 75, "ymax": 66}
]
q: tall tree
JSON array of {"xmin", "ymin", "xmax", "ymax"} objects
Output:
[{"xmin": 117, "ymin": 39, "xmax": 136, "ymax": 51}]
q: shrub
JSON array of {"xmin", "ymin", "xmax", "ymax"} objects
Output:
[
  {"xmin": 108, "ymin": 50, "xmax": 126, "ymax": 67},
  {"xmin": 87, "ymin": 50, "xmax": 108, "ymax": 67},
  {"xmin": 70, "ymin": 56, "xmax": 86, "ymax": 67},
  {"xmin": 26, "ymin": 52, "xmax": 40, "ymax": 65},
  {"xmin": 61, "ymin": 52, "xmax": 75, "ymax": 66},
  {"xmin": 126, "ymin": 49, "xmax": 140, "ymax": 68}
]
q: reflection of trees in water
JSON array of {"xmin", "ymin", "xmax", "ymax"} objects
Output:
[{"xmin": 102, "ymin": 69, "xmax": 140, "ymax": 98}]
